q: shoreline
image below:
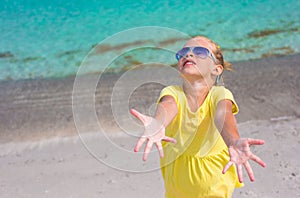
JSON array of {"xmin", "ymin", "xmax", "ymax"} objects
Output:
[
  {"xmin": 0, "ymin": 53, "xmax": 299, "ymax": 143},
  {"xmin": 1, "ymin": 52, "xmax": 298, "ymax": 83}
]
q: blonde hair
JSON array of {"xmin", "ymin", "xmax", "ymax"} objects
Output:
[{"xmin": 193, "ymin": 36, "xmax": 233, "ymax": 71}]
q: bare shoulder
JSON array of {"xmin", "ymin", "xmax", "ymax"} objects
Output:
[{"xmin": 160, "ymin": 95, "xmax": 177, "ymax": 107}]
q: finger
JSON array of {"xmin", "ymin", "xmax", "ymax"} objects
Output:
[
  {"xmin": 244, "ymin": 161, "xmax": 255, "ymax": 182},
  {"xmin": 130, "ymin": 109, "xmax": 146, "ymax": 124},
  {"xmin": 134, "ymin": 137, "xmax": 146, "ymax": 152},
  {"xmin": 155, "ymin": 142, "xmax": 164, "ymax": 158},
  {"xmin": 247, "ymin": 138, "xmax": 265, "ymax": 146},
  {"xmin": 143, "ymin": 140, "xmax": 153, "ymax": 161},
  {"xmin": 250, "ymin": 154, "xmax": 266, "ymax": 167},
  {"xmin": 162, "ymin": 136, "xmax": 177, "ymax": 144},
  {"xmin": 222, "ymin": 161, "xmax": 233, "ymax": 174},
  {"xmin": 237, "ymin": 164, "xmax": 243, "ymax": 183}
]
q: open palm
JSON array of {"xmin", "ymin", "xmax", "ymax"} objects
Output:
[
  {"xmin": 130, "ymin": 109, "xmax": 176, "ymax": 161},
  {"xmin": 223, "ymin": 138, "xmax": 266, "ymax": 182}
]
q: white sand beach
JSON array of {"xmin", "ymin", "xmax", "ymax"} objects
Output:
[
  {"xmin": 0, "ymin": 54, "xmax": 300, "ymax": 197},
  {"xmin": 0, "ymin": 117, "xmax": 299, "ymax": 198}
]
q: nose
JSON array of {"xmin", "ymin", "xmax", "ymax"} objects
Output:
[{"xmin": 185, "ymin": 49, "xmax": 194, "ymax": 58}]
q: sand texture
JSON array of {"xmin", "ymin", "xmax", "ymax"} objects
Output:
[{"xmin": 0, "ymin": 54, "xmax": 299, "ymax": 197}]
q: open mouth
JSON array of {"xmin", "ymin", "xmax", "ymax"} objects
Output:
[{"xmin": 183, "ymin": 60, "xmax": 196, "ymax": 67}]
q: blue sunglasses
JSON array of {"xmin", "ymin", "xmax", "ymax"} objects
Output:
[{"xmin": 175, "ymin": 46, "xmax": 217, "ymax": 64}]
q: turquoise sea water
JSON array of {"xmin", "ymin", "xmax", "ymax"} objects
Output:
[{"xmin": 0, "ymin": 0, "xmax": 300, "ymax": 80}]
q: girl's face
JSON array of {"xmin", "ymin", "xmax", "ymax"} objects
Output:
[{"xmin": 177, "ymin": 38, "xmax": 218, "ymax": 82}]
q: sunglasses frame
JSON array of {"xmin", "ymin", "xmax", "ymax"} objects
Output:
[{"xmin": 175, "ymin": 46, "xmax": 217, "ymax": 64}]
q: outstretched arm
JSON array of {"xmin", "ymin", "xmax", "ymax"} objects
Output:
[
  {"xmin": 131, "ymin": 95, "xmax": 178, "ymax": 161},
  {"xmin": 214, "ymin": 99, "xmax": 266, "ymax": 183}
]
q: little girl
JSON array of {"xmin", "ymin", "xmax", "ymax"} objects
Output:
[{"xmin": 131, "ymin": 36, "xmax": 266, "ymax": 197}]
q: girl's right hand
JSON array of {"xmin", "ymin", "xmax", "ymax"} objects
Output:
[{"xmin": 130, "ymin": 109, "xmax": 177, "ymax": 161}]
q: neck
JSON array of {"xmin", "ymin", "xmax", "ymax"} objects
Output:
[
  {"xmin": 183, "ymin": 80, "xmax": 209, "ymax": 96},
  {"xmin": 182, "ymin": 76, "xmax": 213, "ymax": 96},
  {"xmin": 182, "ymin": 78, "xmax": 213, "ymax": 110}
]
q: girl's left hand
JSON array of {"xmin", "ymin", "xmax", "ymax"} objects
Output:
[{"xmin": 222, "ymin": 138, "xmax": 266, "ymax": 183}]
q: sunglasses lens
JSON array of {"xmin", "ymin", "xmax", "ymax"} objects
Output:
[
  {"xmin": 175, "ymin": 53, "xmax": 181, "ymax": 61},
  {"xmin": 175, "ymin": 47, "xmax": 212, "ymax": 61},
  {"xmin": 193, "ymin": 47, "xmax": 209, "ymax": 58},
  {"xmin": 175, "ymin": 47, "xmax": 190, "ymax": 60}
]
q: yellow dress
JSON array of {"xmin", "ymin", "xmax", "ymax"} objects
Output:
[{"xmin": 158, "ymin": 85, "xmax": 243, "ymax": 198}]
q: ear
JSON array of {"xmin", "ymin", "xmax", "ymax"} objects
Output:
[{"xmin": 212, "ymin": 64, "xmax": 224, "ymax": 76}]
